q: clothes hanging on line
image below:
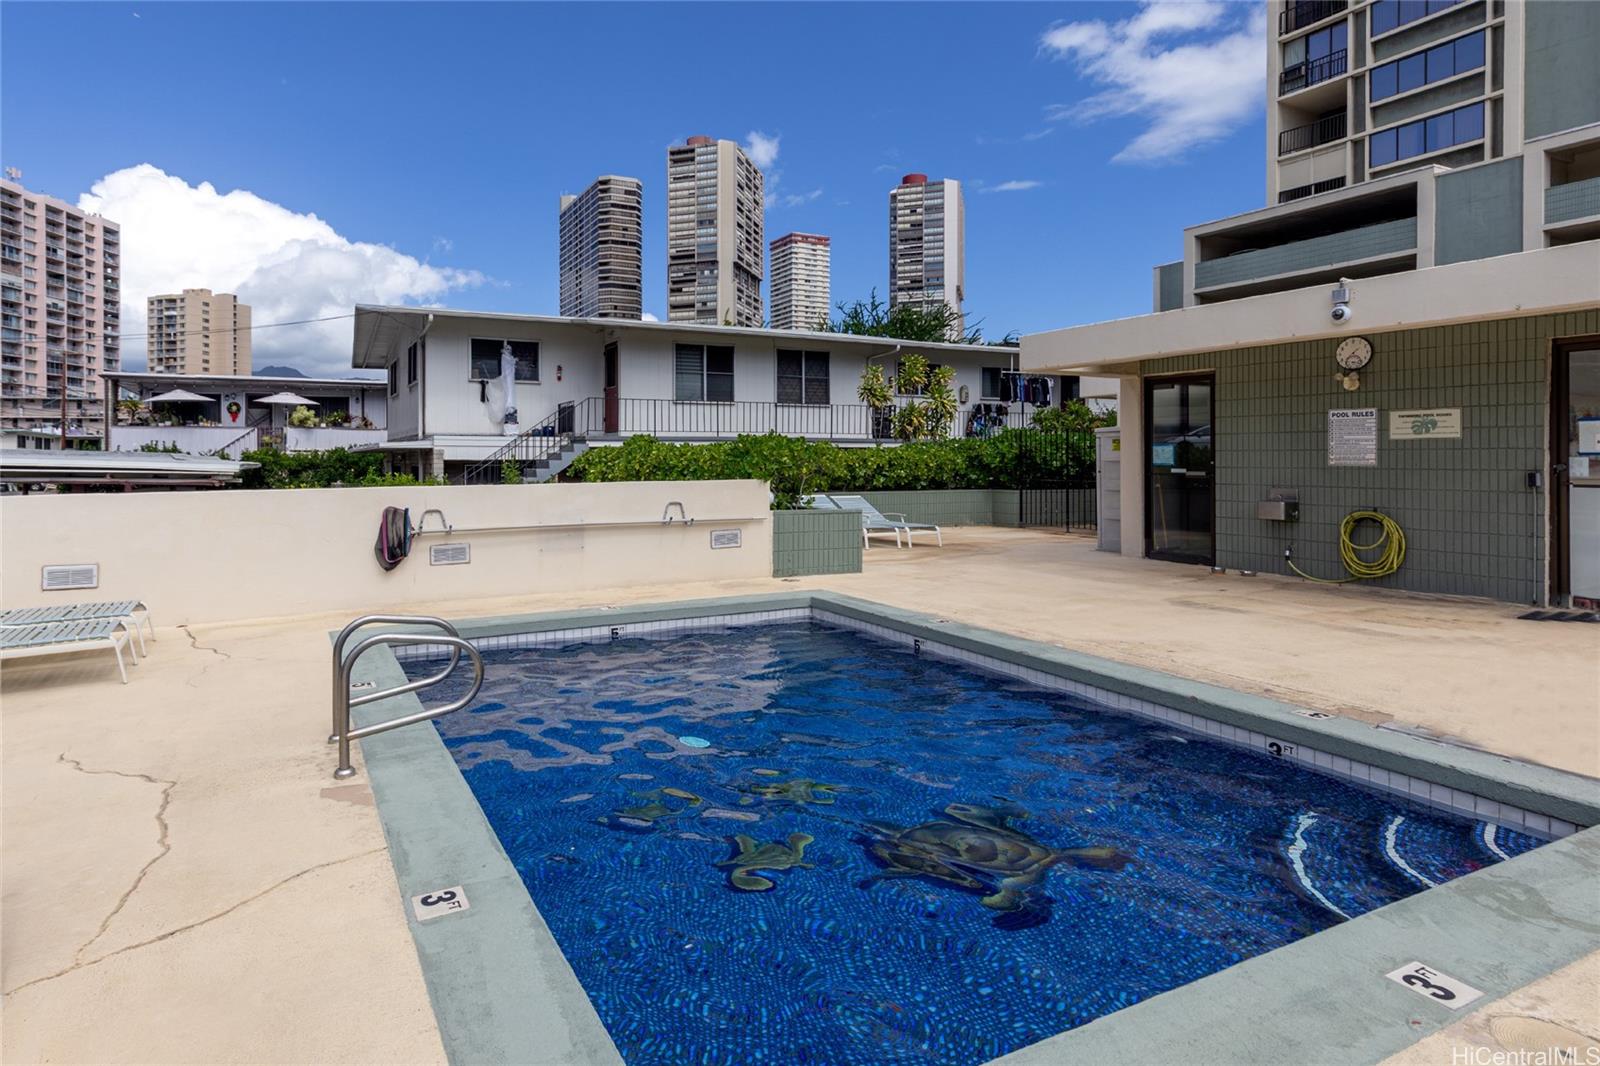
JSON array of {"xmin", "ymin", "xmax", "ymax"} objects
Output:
[{"xmin": 1000, "ymin": 373, "xmax": 1054, "ymax": 406}]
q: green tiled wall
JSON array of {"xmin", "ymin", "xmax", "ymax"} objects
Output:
[
  {"xmin": 1143, "ymin": 310, "xmax": 1599, "ymax": 603},
  {"xmin": 1435, "ymin": 157, "xmax": 1523, "ymax": 265},
  {"xmin": 1195, "ymin": 218, "xmax": 1418, "ymax": 291},
  {"xmin": 1546, "ymin": 176, "xmax": 1600, "ymax": 225},
  {"xmin": 855, "ymin": 490, "xmax": 1002, "ymax": 527},
  {"xmin": 771, "ymin": 509, "xmax": 862, "ymax": 578}
]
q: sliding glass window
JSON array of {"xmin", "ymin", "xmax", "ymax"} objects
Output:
[
  {"xmin": 1369, "ymin": 101, "xmax": 1485, "ymax": 167},
  {"xmin": 1370, "ymin": 30, "xmax": 1484, "ymax": 101},
  {"xmin": 1370, "ymin": 0, "xmax": 1465, "ymax": 37}
]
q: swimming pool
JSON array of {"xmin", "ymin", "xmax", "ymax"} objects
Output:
[{"xmin": 404, "ymin": 620, "xmax": 1546, "ymax": 1065}]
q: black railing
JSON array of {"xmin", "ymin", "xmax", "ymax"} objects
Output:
[
  {"xmin": 1279, "ymin": 49, "xmax": 1347, "ymax": 95},
  {"xmin": 462, "ymin": 398, "xmax": 604, "ymax": 485},
  {"xmin": 1280, "ymin": 0, "xmax": 1346, "ymax": 35},
  {"xmin": 1278, "ymin": 176, "xmax": 1347, "ymax": 204},
  {"xmin": 1279, "ymin": 111, "xmax": 1347, "ymax": 155}
]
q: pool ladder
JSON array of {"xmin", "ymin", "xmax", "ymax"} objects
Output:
[{"xmin": 328, "ymin": 614, "xmax": 485, "ymax": 780}]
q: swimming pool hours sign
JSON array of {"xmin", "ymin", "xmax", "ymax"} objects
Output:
[{"xmin": 1328, "ymin": 408, "xmax": 1378, "ymax": 467}]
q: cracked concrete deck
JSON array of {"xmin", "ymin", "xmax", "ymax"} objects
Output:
[{"xmin": 2, "ymin": 529, "xmax": 1596, "ymax": 1064}]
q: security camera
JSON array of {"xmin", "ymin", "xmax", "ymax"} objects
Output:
[{"xmin": 1331, "ymin": 302, "xmax": 1353, "ymax": 323}]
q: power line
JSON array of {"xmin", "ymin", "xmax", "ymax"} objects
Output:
[{"xmin": 111, "ymin": 311, "xmax": 356, "ymax": 341}]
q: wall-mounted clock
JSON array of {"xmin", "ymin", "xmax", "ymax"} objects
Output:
[{"xmin": 1336, "ymin": 336, "xmax": 1373, "ymax": 371}]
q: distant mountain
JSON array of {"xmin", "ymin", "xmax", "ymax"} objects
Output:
[{"xmin": 254, "ymin": 365, "xmax": 307, "ymax": 378}]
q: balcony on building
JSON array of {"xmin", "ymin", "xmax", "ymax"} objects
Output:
[
  {"xmin": 1280, "ymin": 0, "xmax": 1348, "ymax": 36},
  {"xmin": 1543, "ymin": 138, "xmax": 1600, "ymax": 245},
  {"xmin": 1279, "ymin": 108, "xmax": 1348, "ymax": 158},
  {"xmin": 1191, "ymin": 179, "xmax": 1419, "ymax": 302}
]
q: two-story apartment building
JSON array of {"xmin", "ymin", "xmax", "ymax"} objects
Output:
[
  {"xmin": 350, "ymin": 306, "xmax": 1116, "ymax": 482},
  {"xmin": 1025, "ymin": 0, "xmax": 1600, "ymax": 609}
]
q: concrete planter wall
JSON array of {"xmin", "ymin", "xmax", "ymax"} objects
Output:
[{"xmin": 772, "ymin": 509, "xmax": 862, "ymax": 578}]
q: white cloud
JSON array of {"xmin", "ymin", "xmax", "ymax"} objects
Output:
[
  {"xmin": 782, "ymin": 188, "xmax": 823, "ymax": 208},
  {"xmin": 640, "ymin": 311, "xmax": 659, "ymax": 322},
  {"xmin": 79, "ymin": 164, "xmax": 485, "ymax": 376},
  {"xmin": 986, "ymin": 180, "xmax": 1044, "ymax": 193},
  {"xmin": 1040, "ymin": 1, "xmax": 1264, "ymax": 164},
  {"xmin": 743, "ymin": 130, "xmax": 780, "ymax": 170}
]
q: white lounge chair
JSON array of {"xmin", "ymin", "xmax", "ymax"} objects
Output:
[
  {"xmin": 812, "ymin": 492, "xmax": 902, "ymax": 547},
  {"xmin": 829, "ymin": 495, "xmax": 943, "ymax": 549},
  {"xmin": 0, "ymin": 600, "xmax": 154, "ymax": 656},
  {"xmin": 0, "ymin": 618, "xmax": 139, "ymax": 683}
]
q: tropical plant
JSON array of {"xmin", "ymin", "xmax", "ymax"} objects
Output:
[
  {"xmin": 856, "ymin": 364, "xmax": 892, "ymax": 408},
  {"xmin": 287, "ymin": 405, "xmax": 319, "ymax": 428},
  {"xmin": 137, "ymin": 440, "xmax": 182, "ymax": 453},
  {"xmin": 237, "ymin": 447, "xmax": 447, "ymax": 489},
  {"xmin": 825, "ymin": 289, "xmax": 986, "ymax": 344},
  {"xmin": 501, "ymin": 459, "xmax": 522, "ymax": 485},
  {"xmin": 1031, "ymin": 399, "xmax": 1117, "ymax": 433},
  {"xmin": 562, "ymin": 430, "xmax": 1096, "ymax": 508}
]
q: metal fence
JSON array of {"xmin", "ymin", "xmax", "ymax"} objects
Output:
[{"xmin": 1016, "ymin": 427, "xmax": 1098, "ymax": 532}]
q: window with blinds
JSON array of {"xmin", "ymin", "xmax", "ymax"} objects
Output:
[
  {"xmin": 674, "ymin": 344, "xmax": 735, "ymax": 402},
  {"xmin": 776, "ymin": 349, "xmax": 829, "ymax": 405}
]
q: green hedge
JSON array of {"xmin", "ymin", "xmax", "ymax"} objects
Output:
[
  {"xmin": 563, "ymin": 430, "xmax": 1094, "ymax": 508},
  {"xmin": 238, "ymin": 448, "xmax": 442, "ymax": 489}
]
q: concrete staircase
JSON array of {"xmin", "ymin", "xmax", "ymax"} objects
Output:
[{"xmin": 520, "ymin": 438, "xmax": 589, "ymax": 482}]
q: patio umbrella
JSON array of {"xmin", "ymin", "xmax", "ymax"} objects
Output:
[
  {"xmin": 254, "ymin": 392, "xmax": 319, "ymax": 406},
  {"xmin": 145, "ymin": 388, "xmax": 212, "ymax": 403}
]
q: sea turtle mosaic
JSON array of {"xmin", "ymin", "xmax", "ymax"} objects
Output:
[
  {"xmin": 858, "ymin": 802, "xmax": 1130, "ymax": 928},
  {"xmin": 749, "ymin": 777, "xmax": 842, "ymax": 805},
  {"xmin": 716, "ymin": 832, "xmax": 815, "ymax": 891},
  {"xmin": 600, "ymin": 787, "xmax": 702, "ymax": 832}
]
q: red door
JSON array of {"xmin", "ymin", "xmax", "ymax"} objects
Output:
[{"xmin": 603, "ymin": 342, "xmax": 619, "ymax": 434}]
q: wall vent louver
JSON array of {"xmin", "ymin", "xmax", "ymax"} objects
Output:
[
  {"xmin": 42, "ymin": 564, "xmax": 99, "ymax": 591},
  {"xmin": 709, "ymin": 529, "xmax": 742, "ymax": 550},
  {"xmin": 429, "ymin": 543, "xmax": 471, "ymax": 566}
]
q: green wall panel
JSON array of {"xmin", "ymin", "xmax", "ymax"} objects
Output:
[
  {"xmin": 1142, "ymin": 310, "xmax": 1600, "ymax": 603},
  {"xmin": 771, "ymin": 509, "xmax": 862, "ymax": 578}
]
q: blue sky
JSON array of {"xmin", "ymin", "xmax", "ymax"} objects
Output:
[{"xmin": 1, "ymin": 2, "xmax": 1267, "ymax": 375}]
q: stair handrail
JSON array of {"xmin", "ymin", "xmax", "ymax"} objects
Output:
[
  {"xmin": 332, "ymin": 631, "xmax": 484, "ymax": 780},
  {"xmin": 461, "ymin": 397, "xmax": 602, "ymax": 484},
  {"xmin": 329, "ymin": 614, "xmax": 463, "ymax": 742}
]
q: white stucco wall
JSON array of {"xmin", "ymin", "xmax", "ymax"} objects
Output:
[{"xmin": 0, "ymin": 480, "xmax": 772, "ymax": 624}]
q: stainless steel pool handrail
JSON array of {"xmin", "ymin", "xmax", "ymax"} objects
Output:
[
  {"xmin": 330, "ymin": 614, "xmax": 462, "ymax": 743},
  {"xmin": 332, "ymin": 632, "xmax": 484, "ymax": 780}
]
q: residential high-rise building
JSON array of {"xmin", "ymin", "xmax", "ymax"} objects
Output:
[
  {"xmin": 559, "ymin": 175, "xmax": 643, "ymax": 319},
  {"xmin": 0, "ymin": 175, "xmax": 121, "ymax": 449},
  {"xmin": 146, "ymin": 289, "xmax": 252, "ymax": 375},
  {"xmin": 888, "ymin": 174, "xmax": 965, "ymax": 334},
  {"xmin": 1151, "ymin": 0, "xmax": 1600, "ymax": 311},
  {"xmin": 769, "ymin": 232, "xmax": 831, "ymax": 331},
  {"xmin": 666, "ymin": 136, "xmax": 764, "ymax": 326}
]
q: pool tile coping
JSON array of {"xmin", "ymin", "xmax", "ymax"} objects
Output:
[{"xmin": 345, "ymin": 590, "xmax": 1600, "ymax": 1066}]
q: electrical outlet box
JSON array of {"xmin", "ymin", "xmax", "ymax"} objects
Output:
[{"xmin": 1256, "ymin": 499, "xmax": 1299, "ymax": 521}]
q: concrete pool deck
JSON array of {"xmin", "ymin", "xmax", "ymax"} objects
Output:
[{"xmin": 3, "ymin": 528, "xmax": 1597, "ymax": 1063}]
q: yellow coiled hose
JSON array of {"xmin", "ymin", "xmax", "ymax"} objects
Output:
[{"xmin": 1287, "ymin": 509, "xmax": 1406, "ymax": 584}]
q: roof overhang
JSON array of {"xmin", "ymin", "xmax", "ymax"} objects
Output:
[
  {"xmin": 0, "ymin": 448, "xmax": 258, "ymax": 486},
  {"xmin": 1023, "ymin": 241, "xmax": 1600, "ymax": 374},
  {"xmin": 350, "ymin": 305, "xmax": 1018, "ymax": 369},
  {"xmin": 104, "ymin": 372, "xmax": 385, "ymax": 390}
]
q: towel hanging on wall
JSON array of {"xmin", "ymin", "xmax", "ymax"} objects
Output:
[{"xmin": 375, "ymin": 506, "xmax": 412, "ymax": 571}]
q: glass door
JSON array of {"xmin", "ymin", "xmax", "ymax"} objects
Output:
[
  {"xmin": 1146, "ymin": 374, "xmax": 1215, "ymax": 565},
  {"xmin": 1553, "ymin": 343, "xmax": 1600, "ymax": 606}
]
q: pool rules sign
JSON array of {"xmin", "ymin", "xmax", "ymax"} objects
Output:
[{"xmin": 1328, "ymin": 408, "xmax": 1378, "ymax": 467}]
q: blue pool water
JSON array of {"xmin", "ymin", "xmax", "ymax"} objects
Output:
[{"xmin": 409, "ymin": 624, "xmax": 1541, "ymax": 1065}]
